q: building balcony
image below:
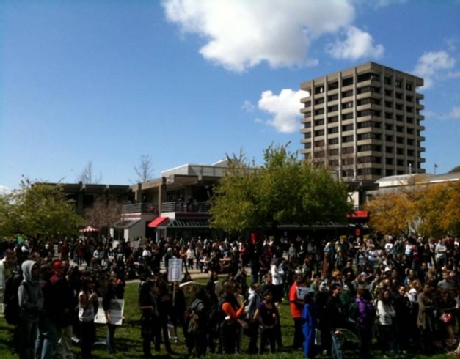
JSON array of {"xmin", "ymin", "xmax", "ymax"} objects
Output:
[
  {"xmin": 161, "ymin": 201, "xmax": 210, "ymax": 214},
  {"xmin": 123, "ymin": 203, "xmax": 159, "ymax": 214}
]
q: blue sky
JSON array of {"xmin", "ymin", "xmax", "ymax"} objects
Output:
[{"xmin": 1, "ymin": 0, "xmax": 460, "ymax": 192}]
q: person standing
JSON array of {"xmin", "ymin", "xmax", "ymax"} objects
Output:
[
  {"xmin": 139, "ymin": 281, "xmax": 158, "ymax": 358},
  {"xmin": 325, "ymin": 284, "xmax": 346, "ymax": 359},
  {"xmin": 289, "ymin": 274, "xmax": 304, "ymax": 350},
  {"xmin": 18, "ymin": 260, "xmax": 44, "ymax": 359},
  {"xmin": 78, "ymin": 278, "xmax": 98, "ymax": 359},
  {"xmin": 302, "ymin": 293, "xmax": 317, "ymax": 359},
  {"xmin": 356, "ymin": 288, "xmax": 375, "ymax": 359},
  {"xmin": 376, "ymin": 289, "xmax": 397, "ymax": 357},
  {"xmin": 103, "ymin": 273, "xmax": 123, "ymax": 355},
  {"xmin": 254, "ymin": 290, "xmax": 278, "ymax": 354}
]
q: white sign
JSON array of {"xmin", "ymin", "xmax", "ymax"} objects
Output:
[
  {"xmin": 296, "ymin": 286, "xmax": 311, "ymax": 299},
  {"xmin": 168, "ymin": 258, "xmax": 183, "ymax": 282},
  {"xmin": 94, "ymin": 298, "xmax": 125, "ymax": 326}
]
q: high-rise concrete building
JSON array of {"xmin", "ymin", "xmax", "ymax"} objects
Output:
[{"xmin": 300, "ymin": 62, "xmax": 425, "ymax": 182}]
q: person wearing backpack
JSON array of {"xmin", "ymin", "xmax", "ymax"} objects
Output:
[
  {"xmin": 17, "ymin": 260, "xmax": 44, "ymax": 359},
  {"xmin": 186, "ymin": 288, "xmax": 209, "ymax": 358},
  {"xmin": 356, "ymin": 288, "xmax": 376, "ymax": 359}
]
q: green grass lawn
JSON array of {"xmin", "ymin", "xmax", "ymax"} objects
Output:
[{"xmin": 0, "ymin": 281, "xmax": 453, "ymax": 359}]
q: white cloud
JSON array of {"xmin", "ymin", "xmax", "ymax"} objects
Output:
[
  {"xmin": 257, "ymin": 89, "xmax": 309, "ymax": 133},
  {"xmin": 162, "ymin": 0, "xmax": 355, "ymax": 72},
  {"xmin": 449, "ymin": 106, "xmax": 460, "ymax": 119},
  {"xmin": 413, "ymin": 51, "xmax": 456, "ymax": 88},
  {"xmin": 326, "ymin": 26, "xmax": 384, "ymax": 60},
  {"xmin": 0, "ymin": 185, "xmax": 11, "ymax": 195},
  {"xmin": 241, "ymin": 100, "xmax": 255, "ymax": 112}
]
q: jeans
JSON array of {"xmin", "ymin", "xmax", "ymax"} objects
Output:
[
  {"xmin": 331, "ymin": 331, "xmax": 343, "ymax": 359},
  {"xmin": 106, "ymin": 324, "xmax": 117, "ymax": 354},
  {"xmin": 35, "ymin": 317, "xmax": 58, "ymax": 359},
  {"xmin": 18, "ymin": 318, "xmax": 38, "ymax": 359}
]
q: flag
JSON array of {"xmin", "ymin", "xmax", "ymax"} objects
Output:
[{"xmin": 434, "ymin": 163, "xmax": 438, "ymax": 168}]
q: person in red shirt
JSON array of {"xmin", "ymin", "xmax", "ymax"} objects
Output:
[{"xmin": 289, "ymin": 274, "xmax": 304, "ymax": 350}]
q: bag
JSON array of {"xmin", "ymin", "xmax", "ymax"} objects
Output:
[
  {"xmin": 187, "ymin": 299, "xmax": 205, "ymax": 335},
  {"xmin": 315, "ymin": 329, "xmax": 322, "ymax": 346},
  {"xmin": 3, "ymin": 272, "xmax": 26, "ymax": 325}
]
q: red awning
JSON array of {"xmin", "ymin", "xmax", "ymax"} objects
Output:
[
  {"xmin": 347, "ymin": 210, "xmax": 369, "ymax": 219},
  {"xmin": 148, "ymin": 217, "xmax": 169, "ymax": 228}
]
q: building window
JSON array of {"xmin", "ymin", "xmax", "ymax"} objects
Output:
[
  {"xmin": 407, "ymin": 139, "xmax": 414, "ymax": 146},
  {"xmin": 328, "ymin": 116, "xmax": 339, "ymax": 123},
  {"xmin": 315, "ymin": 98, "xmax": 325, "ymax": 105},
  {"xmin": 395, "ymin": 92, "xmax": 403, "ymax": 100},
  {"xmin": 314, "ymin": 140, "xmax": 323, "ymax": 148},
  {"xmin": 314, "ymin": 108, "xmax": 324, "ymax": 115},
  {"xmin": 342, "ymin": 124, "xmax": 354, "ymax": 131},
  {"xmin": 315, "ymin": 85, "xmax": 324, "ymax": 94},
  {"xmin": 342, "ymin": 101, "xmax": 354, "ymax": 109},
  {"xmin": 386, "ymin": 146, "xmax": 393, "ymax": 153},
  {"xmin": 314, "ymin": 119, "xmax": 324, "ymax": 126},
  {"xmin": 385, "ymin": 135, "xmax": 393, "ymax": 142},
  {"xmin": 386, "ymin": 158, "xmax": 394, "ymax": 165},
  {"xmin": 342, "ymin": 90, "xmax": 354, "ymax": 98},
  {"xmin": 328, "ymin": 127, "xmax": 339, "ymax": 134},
  {"xmin": 385, "ymin": 124, "xmax": 393, "ymax": 131},
  {"xmin": 357, "ymin": 86, "xmax": 379, "ymax": 94},
  {"xmin": 304, "ymin": 101, "xmax": 311, "ymax": 108},
  {"xmin": 406, "ymin": 82, "xmax": 413, "ymax": 91},
  {"xmin": 342, "ymin": 113, "xmax": 354, "ymax": 121},
  {"xmin": 329, "ymin": 159, "xmax": 339, "ymax": 167},
  {"xmin": 397, "ymin": 159, "xmax": 404, "ymax": 167},
  {"xmin": 328, "ymin": 149, "xmax": 339, "ymax": 156},
  {"xmin": 314, "ymin": 129, "xmax": 324, "ymax": 136},
  {"xmin": 396, "ymin": 148, "xmax": 404, "ymax": 155},
  {"xmin": 395, "ymin": 79, "xmax": 402, "ymax": 88},
  {"xmin": 328, "ymin": 105, "xmax": 339, "ymax": 112},
  {"xmin": 406, "ymin": 117, "xmax": 414, "ymax": 124},
  {"xmin": 305, "ymin": 121, "xmax": 311, "ymax": 128},
  {"xmin": 406, "ymin": 95, "xmax": 413, "ymax": 102},
  {"xmin": 395, "ymin": 104, "xmax": 403, "ymax": 111},
  {"xmin": 396, "ymin": 126, "xmax": 404, "ymax": 133},
  {"xmin": 304, "ymin": 111, "xmax": 311, "ymax": 117},
  {"xmin": 384, "ymin": 76, "xmax": 392, "ymax": 85},
  {"xmin": 314, "ymin": 150, "xmax": 324, "ymax": 157},
  {"xmin": 342, "ymin": 77, "xmax": 354, "ymax": 86},
  {"xmin": 384, "ymin": 89, "xmax": 393, "ymax": 96},
  {"xmin": 305, "ymin": 142, "xmax": 311, "ymax": 149},
  {"xmin": 328, "ymin": 94, "xmax": 339, "ymax": 101},
  {"xmin": 342, "ymin": 135, "xmax": 354, "ymax": 143},
  {"xmin": 328, "ymin": 138, "xmax": 339, "ymax": 145},
  {"xmin": 304, "ymin": 132, "xmax": 311, "ymax": 139},
  {"xmin": 329, "ymin": 81, "xmax": 339, "ymax": 90}
]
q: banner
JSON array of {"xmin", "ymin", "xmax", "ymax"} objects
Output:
[
  {"xmin": 94, "ymin": 298, "xmax": 124, "ymax": 325},
  {"xmin": 168, "ymin": 258, "xmax": 183, "ymax": 282},
  {"xmin": 296, "ymin": 286, "xmax": 311, "ymax": 299}
]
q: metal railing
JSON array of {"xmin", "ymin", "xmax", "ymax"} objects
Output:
[
  {"xmin": 161, "ymin": 201, "xmax": 210, "ymax": 213},
  {"xmin": 122, "ymin": 203, "xmax": 159, "ymax": 214}
]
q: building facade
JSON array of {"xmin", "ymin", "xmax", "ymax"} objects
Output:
[{"xmin": 300, "ymin": 62, "xmax": 426, "ymax": 182}]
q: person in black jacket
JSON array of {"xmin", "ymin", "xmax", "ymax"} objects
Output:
[
  {"xmin": 139, "ymin": 281, "xmax": 158, "ymax": 358},
  {"xmin": 325, "ymin": 284, "xmax": 346, "ymax": 359}
]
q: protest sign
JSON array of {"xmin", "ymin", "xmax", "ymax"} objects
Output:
[
  {"xmin": 168, "ymin": 258, "xmax": 183, "ymax": 282},
  {"xmin": 296, "ymin": 286, "xmax": 311, "ymax": 299},
  {"xmin": 94, "ymin": 298, "xmax": 124, "ymax": 325}
]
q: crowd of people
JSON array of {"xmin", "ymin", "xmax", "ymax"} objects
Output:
[{"xmin": 2, "ymin": 233, "xmax": 460, "ymax": 359}]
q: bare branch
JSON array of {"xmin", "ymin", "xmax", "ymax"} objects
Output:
[{"xmin": 134, "ymin": 154, "xmax": 154, "ymax": 183}]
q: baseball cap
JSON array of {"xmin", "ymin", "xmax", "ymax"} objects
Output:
[{"xmin": 53, "ymin": 260, "xmax": 64, "ymax": 269}]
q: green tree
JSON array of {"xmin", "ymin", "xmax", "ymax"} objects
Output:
[
  {"xmin": 209, "ymin": 144, "xmax": 352, "ymax": 235},
  {"xmin": 0, "ymin": 181, "xmax": 84, "ymax": 240}
]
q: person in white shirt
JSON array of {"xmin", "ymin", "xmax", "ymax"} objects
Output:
[
  {"xmin": 376, "ymin": 289, "xmax": 397, "ymax": 357},
  {"xmin": 186, "ymin": 247, "xmax": 195, "ymax": 269}
]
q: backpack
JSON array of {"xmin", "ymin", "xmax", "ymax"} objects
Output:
[
  {"xmin": 187, "ymin": 299, "xmax": 205, "ymax": 335},
  {"xmin": 3, "ymin": 271, "xmax": 26, "ymax": 325}
]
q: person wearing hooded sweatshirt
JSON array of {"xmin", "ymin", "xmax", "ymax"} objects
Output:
[{"xmin": 18, "ymin": 260, "xmax": 44, "ymax": 359}]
